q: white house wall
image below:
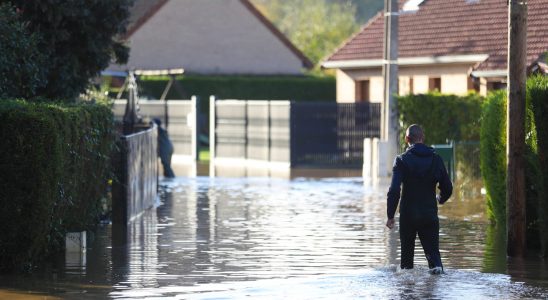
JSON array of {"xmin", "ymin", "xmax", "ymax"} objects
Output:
[
  {"xmin": 117, "ymin": 0, "xmax": 305, "ymax": 75},
  {"xmin": 335, "ymin": 64, "xmax": 475, "ymax": 102}
]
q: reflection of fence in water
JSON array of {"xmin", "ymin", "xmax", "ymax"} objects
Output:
[
  {"xmin": 212, "ymin": 100, "xmax": 381, "ymax": 168},
  {"xmin": 454, "ymin": 141, "xmax": 481, "ymax": 180},
  {"xmin": 451, "ymin": 141, "xmax": 483, "ymax": 209}
]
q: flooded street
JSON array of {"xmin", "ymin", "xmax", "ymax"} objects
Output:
[{"xmin": 1, "ymin": 176, "xmax": 548, "ymax": 299}]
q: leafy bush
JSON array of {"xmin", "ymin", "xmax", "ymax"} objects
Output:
[
  {"xmin": 479, "ymin": 84, "xmax": 544, "ymax": 252},
  {"xmin": 0, "ymin": 3, "xmax": 47, "ymax": 99},
  {"xmin": 2, "ymin": 0, "xmax": 132, "ymax": 100},
  {"xmin": 398, "ymin": 92, "xmax": 483, "ymax": 180},
  {"xmin": 480, "ymin": 91, "xmax": 507, "ymax": 226},
  {"xmin": 528, "ymin": 75, "xmax": 548, "ymax": 257},
  {"xmin": 397, "ymin": 92, "xmax": 483, "ymax": 144},
  {"xmin": 0, "ymin": 100, "xmax": 115, "ymax": 271},
  {"xmin": 133, "ymin": 75, "xmax": 336, "ymax": 113}
]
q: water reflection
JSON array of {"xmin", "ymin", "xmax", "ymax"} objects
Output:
[{"xmin": 0, "ymin": 177, "xmax": 547, "ymax": 299}]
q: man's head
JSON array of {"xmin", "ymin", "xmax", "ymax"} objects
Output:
[{"xmin": 405, "ymin": 124, "xmax": 424, "ymax": 145}]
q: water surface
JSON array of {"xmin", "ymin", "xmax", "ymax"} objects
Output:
[{"xmin": 1, "ymin": 177, "xmax": 547, "ymax": 299}]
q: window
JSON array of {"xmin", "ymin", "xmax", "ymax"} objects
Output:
[
  {"xmin": 468, "ymin": 77, "xmax": 480, "ymax": 93},
  {"xmin": 429, "ymin": 77, "xmax": 441, "ymax": 92},
  {"xmin": 355, "ymin": 80, "xmax": 370, "ymax": 102},
  {"xmin": 487, "ymin": 81, "xmax": 507, "ymax": 91}
]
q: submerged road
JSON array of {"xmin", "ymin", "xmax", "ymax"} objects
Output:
[{"xmin": 1, "ymin": 176, "xmax": 547, "ymax": 299}]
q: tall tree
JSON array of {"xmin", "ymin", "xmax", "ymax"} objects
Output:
[
  {"xmin": 252, "ymin": 0, "xmax": 359, "ymax": 65},
  {"xmin": 1, "ymin": 0, "xmax": 133, "ymax": 100},
  {"xmin": 0, "ymin": 3, "xmax": 47, "ymax": 99}
]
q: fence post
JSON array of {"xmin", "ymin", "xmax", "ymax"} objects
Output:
[
  {"xmin": 244, "ymin": 100, "xmax": 249, "ymax": 161},
  {"xmin": 191, "ymin": 95, "xmax": 200, "ymax": 162},
  {"xmin": 209, "ymin": 95, "xmax": 216, "ymax": 177}
]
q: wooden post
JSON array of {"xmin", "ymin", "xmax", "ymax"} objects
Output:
[{"xmin": 506, "ymin": 0, "xmax": 527, "ymax": 257}]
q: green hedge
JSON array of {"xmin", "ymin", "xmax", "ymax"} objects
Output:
[
  {"xmin": 123, "ymin": 75, "xmax": 336, "ymax": 114},
  {"xmin": 480, "ymin": 80, "xmax": 546, "ymax": 253},
  {"xmin": 137, "ymin": 75, "xmax": 336, "ymax": 101},
  {"xmin": 528, "ymin": 75, "xmax": 548, "ymax": 256},
  {"xmin": 397, "ymin": 92, "xmax": 483, "ymax": 180},
  {"xmin": 397, "ymin": 92, "xmax": 483, "ymax": 144},
  {"xmin": 480, "ymin": 91, "xmax": 508, "ymax": 226},
  {"xmin": 0, "ymin": 100, "xmax": 115, "ymax": 271}
]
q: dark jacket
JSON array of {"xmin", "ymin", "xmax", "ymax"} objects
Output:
[{"xmin": 387, "ymin": 143, "xmax": 453, "ymax": 219}]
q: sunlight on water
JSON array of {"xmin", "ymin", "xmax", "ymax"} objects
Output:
[{"xmin": 1, "ymin": 176, "xmax": 547, "ymax": 299}]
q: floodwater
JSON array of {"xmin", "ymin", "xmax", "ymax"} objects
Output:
[{"xmin": 1, "ymin": 176, "xmax": 548, "ymax": 299}]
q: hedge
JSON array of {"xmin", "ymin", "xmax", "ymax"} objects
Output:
[
  {"xmin": 115, "ymin": 75, "xmax": 336, "ymax": 114},
  {"xmin": 397, "ymin": 92, "xmax": 483, "ymax": 180},
  {"xmin": 528, "ymin": 75, "xmax": 548, "ymax": 257},
  {"xmin": 0, "ymin": 100, "xmax": 115, "ymax": 271},
  {"xmin": 480, "ymin": 80, "xmax": 546, "ymax": 253},
  {"xmin": 397, "ymin": 92, "xmax": 483, "ymax": 144},
  {"xmin": 480, "ymin": 91, "xmax": 507, "ymax": 226},
  {"xmin": 137, "ymin": 75, "xmax": 336, "ymax": 101}
]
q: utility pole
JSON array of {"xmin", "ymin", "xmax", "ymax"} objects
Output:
[
  {"xmin": 379, "ymin": 0, "xmax": 399, "ymax": 176},
  {"xmin": 506, "ymin": 0, "xmax": 527, "ymax": 257}
]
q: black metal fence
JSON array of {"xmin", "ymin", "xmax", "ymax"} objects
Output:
[
  {"xmin": 112, "ymin": 124, "xmax": 158, "ymax": 225},
  {"xmin": 211, "ymin": 99, "xmax": 381, "ymax": 168},
  {"xmin": 290, "ymin": 103, "xmax": 381, "ymax": 167}
]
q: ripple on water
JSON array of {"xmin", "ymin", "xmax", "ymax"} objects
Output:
[{"xmin": 1, "ymin": 176, "xmax": 548, "ymax": 299}]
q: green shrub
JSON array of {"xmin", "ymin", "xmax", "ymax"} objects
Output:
[
  {"xmin": 127, "ymin": 75, "xmax": 336, "ymax": 113},
  {"xmin": 397, "ymin": 92, "xmax": 483, "ymax": 144},
  {"xmin": 0, "ymin": 100, "xmax": 115, "ymax": 271},
  {"xmin": 0, "ymin": 3, "xmax": 47, "ymax": 99},
  {"xmin": 528, "ymin": 74, "xmax": 548, "ymax": 257},
  {"xmin": 397, "ymin": 92, "xmax": 483, "ymax": 180},
  {"xmin": 479, "ymin": 84, "xmax": 544, "ymax": 251},
  {"xmin": 480, "ymin": 90, "xmax": 507, "ymax": 226}
]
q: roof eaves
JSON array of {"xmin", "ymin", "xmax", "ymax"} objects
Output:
[
  {"xmin": 323, "ymin": 54, "xmax": 489, "ymax": 69},
  {"xmin": 239, "ymin": 0, "xmax": 314, "ymax": 69}
]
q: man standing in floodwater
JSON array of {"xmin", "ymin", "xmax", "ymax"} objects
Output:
[
  {"xmin": 386, "ymin": 124, "xmax": 453, "ymax": 274},
  {"xmin": 153, "ymin": 118, "xmax": 175, "ymax": 178}
]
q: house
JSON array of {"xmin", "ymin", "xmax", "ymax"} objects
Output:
[
  {"xmin": 107, "ymin": 0, "xmax": 312, "ymax": 75},
  {"xmin": 322, "ymin": 0, "xmax": 548, "ymax": 102}
]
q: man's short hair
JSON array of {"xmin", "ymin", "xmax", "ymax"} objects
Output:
[{"xmin": 406, "ymin": 124, "xmax": 424, "ymax": 144}]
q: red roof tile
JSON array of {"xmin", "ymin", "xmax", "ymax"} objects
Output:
[{"xmin": 326, "ymin": 0, "xmax": 548, "ymax": 71}]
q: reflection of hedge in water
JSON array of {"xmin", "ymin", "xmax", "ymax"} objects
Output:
[
  {"xmin": 529, "ymin": 75, "xmax": 548, "ymax": 257},
  {"xmin": 0, "ymin": 100, "xmax": 115, "ymax": 271},
  {"xmin": 480, "ymin": 80, "xmax": 546, "ymax": 254}
]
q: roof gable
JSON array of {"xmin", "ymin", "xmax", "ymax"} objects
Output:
[
  {"xmin": 124, "ymin": 0, "xmax": 312, "ymax": 70},
  {"xmin": 325, "ymin": 0, "xmax": 548, "ymax": 72}
]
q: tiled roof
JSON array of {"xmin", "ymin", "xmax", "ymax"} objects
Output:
[{"xmin": 325, "ymin": 0, "xmax": 548, "ymax": 72}]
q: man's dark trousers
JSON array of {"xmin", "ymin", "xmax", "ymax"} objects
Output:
[{"xmin": 399, "ymin": 213, "xmax": 442, "ymax": 269}]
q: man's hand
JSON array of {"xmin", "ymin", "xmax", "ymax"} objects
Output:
[
  {"xmin": 386, "ymin": 218, "xmax": 395, "ymax": 229},
  {"xmin": 436, "ymin": 194, "xmax": 443, "ymax": 204}
]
